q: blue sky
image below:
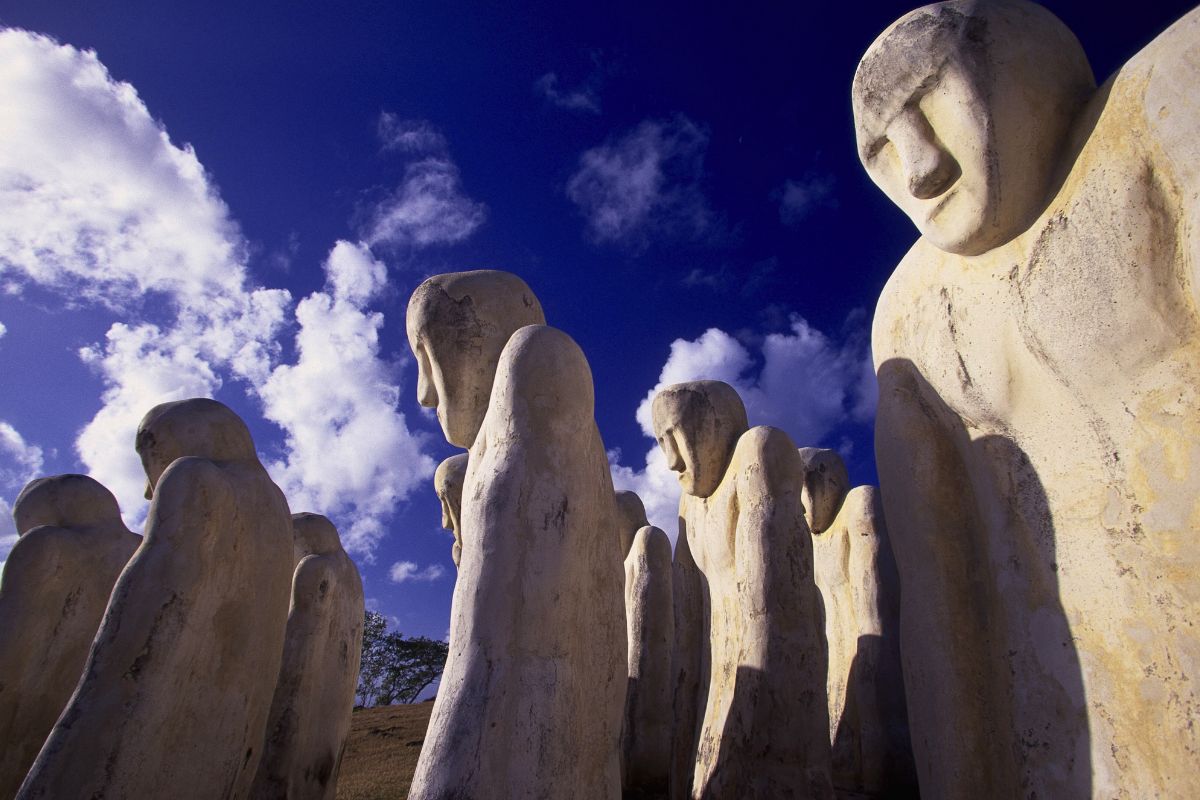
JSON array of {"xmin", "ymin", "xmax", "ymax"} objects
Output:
[{"xmin": 0, "ymin": 0, "xmax": 1192, "ymax": 641}]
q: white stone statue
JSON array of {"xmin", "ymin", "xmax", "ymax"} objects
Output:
[
  {"xmin": 653, "ymin": 380, "xmax": 833, "ymax": 799},
  {"xmin": 250, "ymin": 513, "xmax": 365, "ymax": 800},
  {"xmin": 434, "ymin": 453, "xmax": 468, "ymax": 567},
  {"xmin": 617, "ymin": 489, "xmax": 673, "ymax": 796},
  {"xmin": 0, "ymin": 475, "xmax": 141, "ymax": 800},
  {"xmin": 798, "ymin": 448, "xmax": 915, "ymax": 797},
  {"xmin": 405, "ymin": 271, "xmax": 626, "ymax": 799},
  {"xmin": 854, "ymin": 1, "xmax": 1200, "ymax": 796},
  {"xmin": 17, "ymin": 398, "xmax": 294, "ymax": 800},
  {"xmin": 670, "ymin": 525, "xmax": 703, "ymax": 800}
]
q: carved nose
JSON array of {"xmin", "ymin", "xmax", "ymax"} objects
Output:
[
  {"xmin": 661, "ymin": 435, "xmax": 685, "ymax": 473},
  {"xmin": 891, "ymin": 110, "xmax": 959, "ymax": 200},
  {"xmin": 906, "ymin": 150, "xmax": 959, "ymax": 200}
]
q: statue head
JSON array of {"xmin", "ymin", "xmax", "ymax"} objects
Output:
[
  {"xmin": 797, "ymin": 448, "xmax": 850, "ymax": 535},
  {"xmin": 434, "ymin": 453, "xmax": 469, "ymax": 565},
  {"xmin": 135, "ymin": 398, "xmax": 258, "ymax": 500},
  {"xmin": 615, "ymin": 490, "xmax": 648, "ymax": 558},
  {"xmin": 852, "ymin": 0, "xmax": 1094, "ymax": 256},
  {"xmin": 406, "ymin": 270, "xmax": 546, "ymax": 448},
  {"xmin": 12, "ymin": 474, "xmax": 124, "ymax": 535},
  {"xmin": 651, "ymin": 381, "xmax": 749, "ymax": 499},
  {"xmin": 291, "ymin": 512, "xmax": 342, "ymax": 565}
]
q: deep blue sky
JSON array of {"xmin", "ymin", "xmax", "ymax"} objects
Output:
[{"xmin": 0, "ymin": 0, "xmax": 1193, "ymax": 641}]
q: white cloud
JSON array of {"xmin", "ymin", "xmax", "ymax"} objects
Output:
[
  {"xmin": 260, "ymin": 241, "xmax": 437, "ymax": 558},
  {"xmin": 567, "ymin": 115, "xmax": 712, "ymax": 248},
  {"xmin": 612, "ymin": 314, "xmax": 875, "ymax": 541},
  {"xmin": 0, "ymin": 30, "xmax": 251, "ymax": 308},
  {"xmin": 325, "ymin": 239, "xmax": 388, "ymax": 307},
  {"xmin": 389, "ymin": 560, "xmax": 446, "ymax": 584},
  {"xmin": 777, "ymin": 175, "xmax": 835, "ymax": 227},
  {"xmin": 365, "ymin": 157, "xmax": 487, "ymax": 248},
  {"xmin": 0, "ymin": 321, "xmax": 7, "ymax": 340},
  {"xmin": 534, "ymin": 72, "xmax": 600, "ymax": 114},
  {"xmin": 0, "ymin": 420, "xmax": 44, "ymax": 567},
  {"xmin": 377, "ymin": 113, "xmax": 448, "ymax": 155}
]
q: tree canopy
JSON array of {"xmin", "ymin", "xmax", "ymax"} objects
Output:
[{"xmin": 357, "ymin": 610, "xmax": 450, "ymax": 706}]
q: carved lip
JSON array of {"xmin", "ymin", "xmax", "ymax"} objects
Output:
[{"xmin": 925, "ymin": 186, "xmax": 959, "ymax": 222}]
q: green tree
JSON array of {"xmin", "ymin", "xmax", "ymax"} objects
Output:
[{"xmin": 356, "ymin": 610, "xmax": 449, "ymax": 706}]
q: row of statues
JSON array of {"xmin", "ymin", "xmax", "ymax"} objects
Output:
[
  {"xmin": 405, "ymin": 1, "xmax": 1200, "ymax": 796},
  {"xmin": 0, "ymin": 398, "xmax": 366, "ymax": 800}
]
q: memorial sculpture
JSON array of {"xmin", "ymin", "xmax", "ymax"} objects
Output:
[
  {"xmin": 0, "ymin": 475, "xmax": 141, "ymax": 800},
  {"xmin": 17, "ymin": 398, "xmax": 294, "ymax": 800},
  {"xmin": 669, "ymin": 529, "xmax": 703, "ymax": 800},
  {"xmin": 405, "ymin": 271, "xmax": 626, "ymax": 798},
  {"xmin": 653, "ymin": 380, "xmax": 833, "ymax": 798},
  {"xmin": 250, "ymin": 513, "xmax": 365, "ymax": 800},
  {"xmin": 854, "ymin": 1, "xmax": 1200, "ymax": 796},
  {"xmin": 616, "ymin": 489, "xmax": 674, "ymax": 796},
  {"xmin": 434, "ymin": 453, "xmax": 468, "ymax": 567},
  {"xmin": 798, "ymin": 448, "xmax": 914, "ymax": 797}
]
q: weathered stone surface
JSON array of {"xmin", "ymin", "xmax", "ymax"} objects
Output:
[
  {"xmin": 0, "ymin": 475, "xmax": 141, "ymax": 800},
  {"xmin": 669, "ymin": 524, "xmax": 703, "ymax": 800},
  {"xmin": 407, "ymin": 274, "xmax": 625, "ymax": 799},
  {"xmin": 854, "ymin": 2, "xmax": 1200, "ymax": 796},
  {"xmin": 799, "ymin": 448, "xmax": 915, "ymax": 797},
  {"xmin": 622, "ymin": 523, "xmax": 673, "ymax": 796},
  {"xmin": 434, "ymin": 453, "xmax": 468, "ymax": 567},
  {"xmin": 654, "ymin": 380, "xmax": 832, "ymax": 799},
  {"xmin": 250, "ymin": 513, "xmax": 365, "ymax": 800},
  {"xmin": 17, "ymin": 398, "xmax": 293, "ymax": 800},
  {"xmin": 615, "ymin": 489, "xmax": 648, "ymax": 559},
  {"xmin": 405, "ymin": 269, "xmax": 545, "ymax": 449}
]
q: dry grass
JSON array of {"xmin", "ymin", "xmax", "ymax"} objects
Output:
[{"xmin": 335, "ymin": 702, "xmax": 434, "ymax": 800}]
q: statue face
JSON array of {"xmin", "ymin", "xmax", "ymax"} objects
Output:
[
  {"xmin": 797, "ymin": 448, "xmax": 850, "ymax": 535},
  {"xmin": 651, "ymin": 381, "xmax": 748, "ymax": 499},
  {"xmin": 853, "ymin": 0, "xmax": 1095, "ymax": 256},
  {"xmin": 409, "ymin": 330, "xmax": 481, "ymax": 449}
]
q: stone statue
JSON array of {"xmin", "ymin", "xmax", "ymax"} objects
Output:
[
  {"xmin": 669, "ymin": 526, "xmax": 703, "ymax": 800},
  {"xmin": 615, "ymin": 489, "xmax": 647, "ymax": 559},
  {"xmin": 17, "ymin": 398, "xmax": 294, "ymax": 800},
  {"xmin": 617, "ymin": 488, "xmax": 673, "ymax": 796},
  {"xmin": 250, "ymin": 513, "xmax": 365, "ymax": 800},
  {"xmin": 798, "ymin": 448, "xmax": 915, "ymax": 797},
  {"xmin": 0, "ymin": 475, "xmax": 141, "ymax": 800},
  {"xmin": 653, "ymin": 380, "xmax": 833, "ymax": 798},
  {"xmin": 434, "ymin": 453, "xmax": 468, "ymax": 567},
  {"xmin": 405, "ymin": 272, "xmax": 626, "ymax": 799},
  {"xmin": 854, "ymin": 2, "xmax": 1200, "ymax": 796}
]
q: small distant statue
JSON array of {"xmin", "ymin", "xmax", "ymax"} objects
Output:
[
  {"xmin": 250, "ymin": 513, "xmax": 365, "ymax": 800},
  {"xmin": 653, "ymin": 380, "xmax": 832, "ymax": 798},
  {"xmin": 798, "ymin": 448, "xmax": 915, "ymax": 797},
  {"xmin": 406, "ymin": 271, "xmax": 626, "ymax": 799},
  {"xmin": 615, "ymin": 490, "xmax": 674, "ymax": 797},
  {"xmin": 17, "ymin": 398, "xmax": 294, "ymax": 800},
  {"xmin": 434, "ymin": 454, "xmax": 468, "ymax": 567},
  {"xmin": 854, "ymin": 1, "xmax": 1200, "ymax": 795},
  {"xmin": 0, "ymin": 475, "xmax": 141, "ymax": 799}
]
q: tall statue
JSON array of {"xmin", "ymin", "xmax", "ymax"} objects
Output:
[
  {"xmin": 250, "ymin": 513, "xmax": 365, "ymax": 800},
  {"xmin": 17, "ymin": 398, "xmax": 294, "ymax": 800},
  {"xmin": 434, "ymin": 453, "xmax": 468, "ymax": 567},
  {"xmin": 653, "ymin": 380, "xmax": 832, "ymax": 799},
  {"xmin": 616, "ymin": 490, "xmax": 674, "ymax": 797},
  {"xmin": 670, "ymin": 528, "xmax": 703, "ymax": 800},
  {"xmin": 854, "ymin": 1, "xmax": 1200, "ymax": 796},
  {"xmin": 0, "ymin": 475, "xmax": 141, "ymax": 800},
  {"xmin": 798, "ymin": 448, "xmax": 915, "ymax": 797},
  {"xmin": 406, "ymin": 271, "xmax": 626, "ymax": 798}
]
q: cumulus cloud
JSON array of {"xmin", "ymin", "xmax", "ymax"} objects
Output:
[
  {"xmin": 567, "ymin": 115, "xmax": 714, "ymax": 249},
  {"xmin": 260, "ymin": 241, "xmax": 436, "ymax": 557},
  {"xmin": 612, "ymin": 314, "xmax": 875, "ymax": 540},
  {"xmin": 377, "ymin": 113, "xmax": 448, "ymax": 155},
  {"xmin": 534, "ymin": 72, "xmax": 600, "ymax": 114},
  {"xmin": 365, "ymin": 158, "xmax": 487, "ymax": 248},
  {"xmin": 0, "ymin": 30, "xmax": 252, "ymax": 308},
  {"xmin": 389, "ymin": 560, "xmax": 446, "ymax": 584},
  {"xmin": 777, "ymin": 175, "xmax": 835, "ymax": 227},
  {"xmin": 0, "ymin": 321, "xmax": 7, "ymax": 340}
]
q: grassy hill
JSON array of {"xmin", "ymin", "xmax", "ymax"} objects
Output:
[{"xmin": 336, "ymin": 702, "xmax": 435, "ymax": 800}]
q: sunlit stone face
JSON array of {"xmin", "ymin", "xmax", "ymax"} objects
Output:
[
  {"xmin": 853, "ymin": 0, "xmax": 1095, "ymax": 256},
  {"xmin": 797, "ymin": 447, "xmax": 850, "ymax": 535},
  {"xmin": 651, "ymin": 381, "xmax": 748, "ymax": 499},
  {"xmin": 405, "ymin": 271, "xmax": 546, "ymax": 449}
]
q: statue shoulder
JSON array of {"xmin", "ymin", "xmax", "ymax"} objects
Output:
[{"xmin": 872, "ymin": 238, "xmax": 942, "ymax": 367}]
